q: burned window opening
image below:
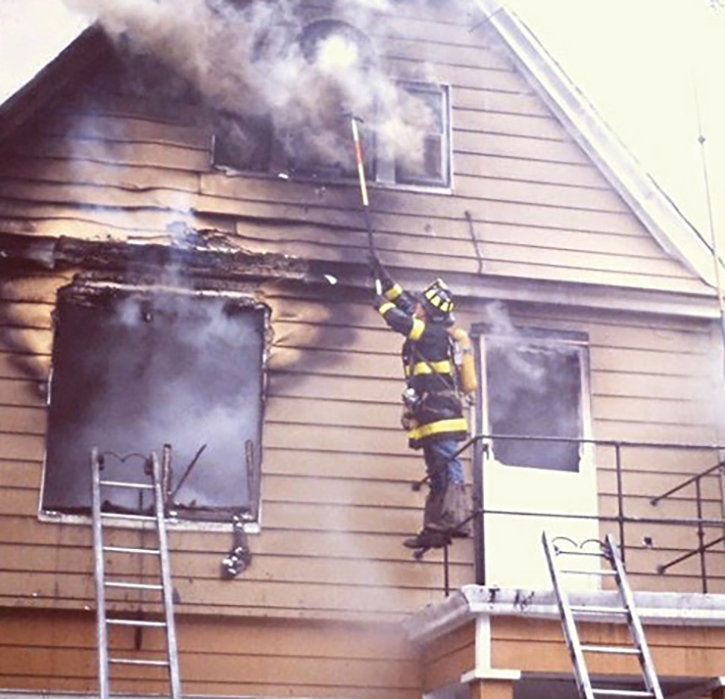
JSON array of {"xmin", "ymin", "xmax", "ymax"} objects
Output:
[
  {"xmin": 211, "ymin": 16, "xmax": 450, "ymax": 188},
  {"xmin": 476, "ymin": 326, "xmax": 589, "ymax": 473},
  {"xmin": 213, "ymin": 81, "xmax": 450, "ymax": 187},
  {"xmin": 42, "ymin": 284, "xmax": 267, "ymax": 524}
]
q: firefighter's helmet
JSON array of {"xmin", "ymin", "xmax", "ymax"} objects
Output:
[{"xmin": 420, "ymin": 278, "xmax": 454, "ymax": 322}]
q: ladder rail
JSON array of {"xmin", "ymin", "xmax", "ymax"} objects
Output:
[
  {"xmin": 605, "ymin": 534, "xmax": 664, "ymax": 699},
  {"xmin": 91, "ymin": 448, "xmax": 182, "ymax": 699},
  {"xmin": 543, "ymin": 531, "xmax": 664, "ymax": 699},
  {"xmin": 90, "ymin": 448, "xmax": 111, "ymax": 699},
  {"xmin": 542, "ymin": 532, "xmax": 596, "ymax": 699},
  {"xmin": 153, "ymin": 448, "xmax": 182, "ymax": 699}
]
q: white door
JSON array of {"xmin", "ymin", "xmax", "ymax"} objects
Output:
[{"xmin": 476, "ymin": 328, "xmax": 600, "ymax": 591}]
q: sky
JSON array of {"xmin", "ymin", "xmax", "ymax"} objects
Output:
[
  {"xmin": 1, "ymin": 0, "xmax": 724, "ymax": 259},
  {"xmin": 504, "ymin": 0, "xmax": 725, "ymax": 253}
]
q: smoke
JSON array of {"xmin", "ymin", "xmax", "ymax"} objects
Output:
[
  {"xmin": 483, "ymin": 302, "xmax": 583, "ymax": 471},
  {"xmin": 43, "ymin": 287, "xmax": 266, "ymax": 515},
  {"xmin": 63, "ymin": 0, "xmax": 442, "ymax": 170}
]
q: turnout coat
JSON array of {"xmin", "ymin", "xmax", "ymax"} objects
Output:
[{"xmin": 375, "ymin": 277, "xmax": 468, "ymax": 450}]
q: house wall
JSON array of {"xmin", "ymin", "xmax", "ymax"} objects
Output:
[
  {"xmin": 491, "ymin": 616, "xmax": 725, "ymax": 680},
  {"xmin": 3, "ymin": 269, "xmax": 723, "ymax": 619},
  {"xmin": 0, "ymin": 3, "xmax": 711, "ymax": 296},
  {"xmin": 0, "ymin": 608, "xmax": 421, "ymax": 699},
  {"xmin": 1, "ymin": 2, "xmax": 725, "ymax": 695}
]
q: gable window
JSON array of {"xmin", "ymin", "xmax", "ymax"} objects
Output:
[
  {"xmin": 477, "ymin": 326, "xmax": 589, "ymax": 472},
  {"xmin": 213, "ymin": 80, "xmax": 450, "ymax": 189},
  {"xmin": 390, "ymin": 82, "xmax": 450, "ymax": 187},
  {"xmin": 42, "ymin": 283, "xmax": 266, "ymax": 523}
]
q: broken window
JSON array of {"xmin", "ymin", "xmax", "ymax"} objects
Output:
[
  {"xmin": 478, "ymin": 327, "xmax": 589, "ymax": 472},
  {"xmin": 213, "ymin": 80, "xmax": 451, "ymax": 187},
  {"xmin": 42, "ymin": 284, "xmax": 266, "ymax": 523}
]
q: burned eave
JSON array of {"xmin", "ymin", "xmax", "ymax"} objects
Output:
[{"xmin": 0, "ymin": 231, "xmax": 309, "ymax": 282}]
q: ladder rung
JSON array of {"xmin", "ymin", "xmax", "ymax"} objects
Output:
[
  {"xmin": 105, "ymin": 581, "xmax": 163, "ymax": 591},
  {"xmin": 103, "ymin": 545, "xmax": 160, "ymax": 556},
  {"xmin": 109, "ymin": 657, "xmax": 170, "ymax": 667},
  {"xmin": 561, "ymin": 568, "xmax": 617, "ymax": 576},
  {"xmin": 556, "ymin": 550, "xmax": 606, "ymax": 557},
  {"xmin": 100, "ymin": 512, "xmax": 156, "ymax": 522},
  {"xmin": 592, "ymin": 690, "xmax": 653, "ymax": 697},
  {"xmin": 581, "ymin": 644, "xmax": 641, "ymax": 655},
  {"xmin": 99, "ymin": 480, "xmax": 154, "ymax": 490},
  {"xmin": 107, "ymin": 618, "xmax": 167, "ymax": 628},
  {"xmin": 570, "ymin": 605, "xmax": 629, "ymax": 615}
]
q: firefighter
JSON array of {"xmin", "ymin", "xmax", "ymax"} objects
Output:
[{"xmin": 371, "ymin": 256, "xmax": 472, "ymax": 550}]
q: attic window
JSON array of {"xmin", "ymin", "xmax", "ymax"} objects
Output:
[
  {"xmin": 212, "ymin": 20, "xmax": 451, "ymax": 188},
  {"xmin": 42, "ymin": 285, "xmax": 266, "ymax": 523}
]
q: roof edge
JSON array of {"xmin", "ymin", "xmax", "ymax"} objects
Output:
[
  {"xmin": 404, "ymin": 584, "xmax": 725, "ymax": 645},
  {"xmin": 473, "ymin": 0, "xmax": 718, "ymax": 289},
  {"xmin": 0, "ymin": 24, "xmax": 105, "ymax": 144}
]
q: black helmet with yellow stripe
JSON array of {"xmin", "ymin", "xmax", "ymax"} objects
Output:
[{"xmin": 420, "ymin": 278, "xmax": 454, "ymax": 323}]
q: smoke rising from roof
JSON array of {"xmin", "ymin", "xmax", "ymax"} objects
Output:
[{"xmin": 63, "ymin": 0, "xmax": 444, "ymax": 170}]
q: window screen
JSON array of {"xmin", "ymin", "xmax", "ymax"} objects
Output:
[
  {"xmin": 42, "ymin": 286, "xmax": 265, "ymax": 521},
  {"xmin": 484, "ymin": 334, "xmax": 585, "ymax": 472}
]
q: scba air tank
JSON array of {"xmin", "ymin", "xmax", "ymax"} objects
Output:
[{"xmin": 449, "ymin": 327, "xmax": 478, "ymax": 395}]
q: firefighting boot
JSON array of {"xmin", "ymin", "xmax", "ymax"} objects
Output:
[{"xmin": 403, "ymin": 528, "xmax": 450, "ymax": 550}]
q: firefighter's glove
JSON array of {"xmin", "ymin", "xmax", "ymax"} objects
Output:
[{"xmin": 368, "ymin": 253, "xmax": 393, "ymax": 288}]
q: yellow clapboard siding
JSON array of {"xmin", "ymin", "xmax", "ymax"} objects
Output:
[
  {"xmin": 266, "ymin": 394, "xmax": 402, "ymax": 430},
  {"xmin": 0, "ymin": 379, "xmax": 48, "ymax": 409},
  {"xmin": 0, "ymin": 200, "xmax": 198, "ymax": 236},
  {"xmin": 40, "ymin": 112, "xmax": 211, "ymax": 149},
  {"xmin": 268, "ymin": 371, "xmax": 401, "ymax": 404},
  {"xmin": 0, "ymin": 155, "xmax": 200, "ymax": 193},
  {"xmin": 383, "ymin": 36, "xmax": 509, "ymax": 70},
  {"xmin": 0, "ymin": 352, "xmax": 51, "ymax": 382},
  {"xmin": 455, "ymin": 128, "xmax": 590, "ymax": 165},
  {"xmin": 453, "ymin": 85, "xmax": 550, "ymax": 117},
  {"xmin": 593, "ymin": 420, "xmax": 717, "ymax": 446},
  {"xmin": 0, "ymin": 569, "xmax": 452, "ymax": 616},
  {"xmin": 455, "ymin": 150, "xmax": 609, "ymax": 187},
  {"xmin": 591, "ymin": 372, "xmax": 708, "ymax": 401},
  {"xmin": 5, "ymin": 136, "xmax": 210, "ymax": 171},
  {"xmin": 0, "ymin": 540, "xmax": 471, "ymax": 591},
  {"xmin": 454, "ymin": 174, "xmax": 630, "ymax": 212},
  {"xmin": 0, "ymin": 178, "xmax": 198, "ymax": 212}
]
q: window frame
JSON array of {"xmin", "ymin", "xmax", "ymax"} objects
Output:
[
  {"xmin": 38, "ymin": 281, "xmax": 269, "ymax": 531},
  {"xmin": 212, "ymin": 81, "xmax": 453, "ymax": 192},
  {"xmin": 473, "ymin": 323, "xmax": 593, "ymax": 473}
]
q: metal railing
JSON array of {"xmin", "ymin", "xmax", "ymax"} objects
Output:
[{"xmin": 423, "ymin": 434, "xmax": 725, "ymax": 596}]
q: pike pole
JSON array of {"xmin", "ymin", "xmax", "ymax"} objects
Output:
[{"xmin": 349, "ymin": 115, "xmax": 382, "ymax": 295}]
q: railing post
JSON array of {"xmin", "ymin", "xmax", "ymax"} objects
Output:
[
  {"xmin": 614, "ymin": 442, "xmax": 626, "ymax": 565},
  {"xmin": 472, "ymin": 437, "xmax": 486, "ymax": 585},
  {"xmin": 696, "ymin": 477, "xmax": 708, "ymax": 593}
]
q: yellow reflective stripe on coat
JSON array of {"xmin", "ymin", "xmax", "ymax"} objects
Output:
[
  {"xmin": 378, "ymin": 301, "xmax": 395, "ymax": 315},
  {"xmin": 403, "ymin": 360, "xmax": 452, "ymax": 377},
  {"xmin": 408, "ymin": 418, "xmax": 468, "ymax": 441},
  {"xmin": 384, "ymin": 283, "xmax": 403, "ymax": 301},
  {"xmin": 408, "ymin": 318, "xmax": 425, "ymax": 341}
]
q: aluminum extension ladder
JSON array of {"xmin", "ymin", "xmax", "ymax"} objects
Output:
[
  {"xmin": 91, "ymin": 448, "xmax": 182, "ymax": 699},
  {"xmin": 542, "ymin": 532, "xmax": 663, "ymax": 699}
]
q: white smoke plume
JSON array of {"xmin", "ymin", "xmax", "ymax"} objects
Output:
[{"xmin": 63, "ymin": 0, "xmax": 443, "ymax": 170}]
